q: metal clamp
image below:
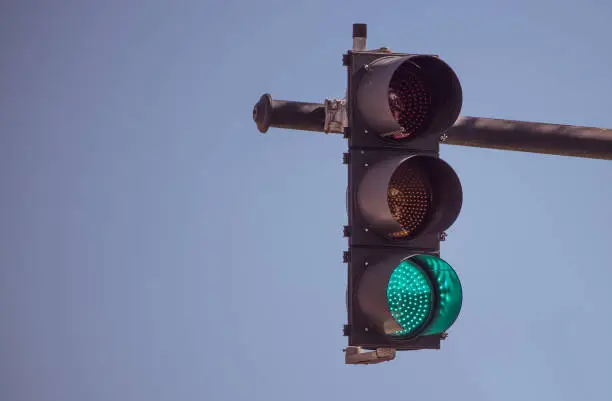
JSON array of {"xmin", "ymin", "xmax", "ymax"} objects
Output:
[{"xmin": 324, "ymin": 98, "xmax": 348, "ymax": 134}]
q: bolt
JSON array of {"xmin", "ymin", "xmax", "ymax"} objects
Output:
[{"xmin": 440, "ymin": 231, "xmax": 448, "ymax": 241}]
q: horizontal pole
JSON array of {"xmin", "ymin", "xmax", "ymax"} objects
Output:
[
  {"xmin": 444, "ymin": 117, "xmax": 612, "ymax": 160},
  {"xmin": 253, "ymin": 94, "xmax": 326, "ymax": 133},
  {"xmin": 252, "ymin": 93, "xmax": 612, "ymax": 161}
]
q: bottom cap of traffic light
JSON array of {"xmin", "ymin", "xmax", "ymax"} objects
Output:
[{"xmin": 358, "ymin": 254, "xmax": 462, "ymax": 339}]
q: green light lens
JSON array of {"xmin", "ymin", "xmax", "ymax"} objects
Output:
[
  {"xmin": 386, "ymin": 259, "xmax": 434, "ymax": 337},
  {"xmin": 415, "ymin": 255, "xmax": 463, "ymax": 335}
]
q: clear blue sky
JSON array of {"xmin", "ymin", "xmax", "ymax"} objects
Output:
[{"xmin": 2, "ymin": 1, "xmax": 612, "ymax": 401}]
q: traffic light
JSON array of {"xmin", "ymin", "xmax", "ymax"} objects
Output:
[
  {"xmin": 251, "ymin": 23, "xmax": 465, "ymax": 364},
  {"xmin": 343, "ymin": 24, "xmax": 464, "ymax": 363}
]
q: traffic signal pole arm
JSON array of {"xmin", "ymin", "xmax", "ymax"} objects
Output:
[
  {"xmin": 443, "ymin": 117, "xmax": 612, "ymax": 160},
  {"xmin": 253, "ymin": 94, "xmax": 327, "ymax": 134},
  {"xmin": 252, "ymin": 98, "xmax": 612, "ymax": 160},
  {"xmin": 253, "ymin": 94, "xmax": 346, "ymax": 134}
]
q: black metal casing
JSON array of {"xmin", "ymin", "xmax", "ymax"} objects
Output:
[{"xmin": 344, "ymin": 50, "xmax": 463, "ymax": 350}]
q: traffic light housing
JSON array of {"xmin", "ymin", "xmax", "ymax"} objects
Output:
[
  {"xmin": 344, "ymin": 42, "xmax": 464, "ymax": 354},
  {"xmin": 251, "ymin": 23, "xmax": 465, "ymax": 364}
]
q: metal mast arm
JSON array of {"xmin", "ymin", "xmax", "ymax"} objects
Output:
[{"xmin": 443, "ymin": 116, "xmax": 612, "ymax": 160}]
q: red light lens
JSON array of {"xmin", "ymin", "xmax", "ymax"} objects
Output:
[{"xmin": 388, "ymin": 63, "xmax": 432, "ymax": 139}]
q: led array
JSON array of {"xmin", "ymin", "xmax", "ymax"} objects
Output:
[{"xmin": 387, "ymin": 260, "xmax": 434, "ymax": 336}]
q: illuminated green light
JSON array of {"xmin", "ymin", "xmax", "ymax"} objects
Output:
[
  {"xmin": 414, "ymin": 255, "xmax": 462, "ymax": 335},
  {"xmin": 386, "ymin": 255, "xmax": 462, "ymax": 337},
  {"xmin": 386, "ymin": 259, "xmax": 434, "ymax": 337}
]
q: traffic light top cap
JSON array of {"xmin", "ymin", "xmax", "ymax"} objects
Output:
[{"xmin": 355, "ymin": 55, "xmax": 462, "ymax": 140}]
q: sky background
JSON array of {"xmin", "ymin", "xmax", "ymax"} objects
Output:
[{"xmin": 1, "ymin": 1, "xmax": 612, "ymax": 401}]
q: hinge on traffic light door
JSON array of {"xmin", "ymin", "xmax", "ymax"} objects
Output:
[
  {"xmin": 342, "ymin": 152, "xmax": 350, "ymax": 164},
  {"xmin": 342, "ymin": 53, "xmax": 352, "ymax": 67},
  {"xmin": 343, "ymin": 225, "xmax": 352, "ymax": 237},
  {"xmin": 343, "ymin": 251, "xmax": 350, "ymax": 263},
  {"xmin": 344, "ymin": 346, "xmax": 396, "ymax": 365}
]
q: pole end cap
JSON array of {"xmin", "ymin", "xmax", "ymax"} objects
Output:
[{"xmin": 253, "ymin": 94, "xmax": 273, "ymax": 133}]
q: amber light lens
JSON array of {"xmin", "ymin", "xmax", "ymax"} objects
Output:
[{"xmin": 387, "ymin": 161, "xmax": 432, "ymax": 238}]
